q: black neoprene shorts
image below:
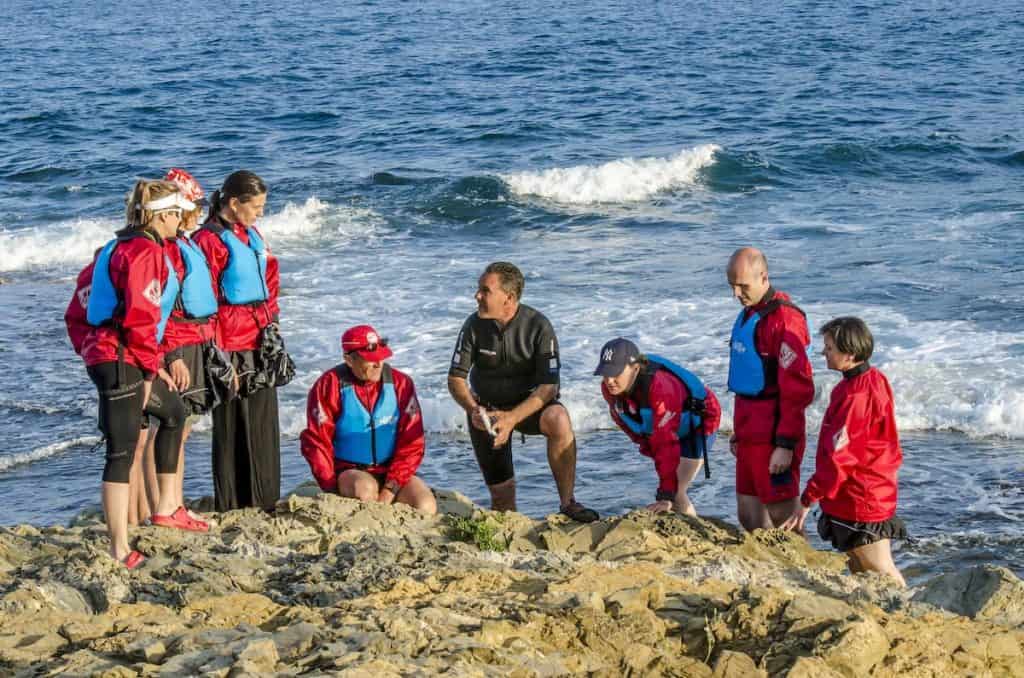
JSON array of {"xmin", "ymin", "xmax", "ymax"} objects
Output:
[{"xmin": 468, "ymin": 400, "xmax": 562, "ymax": 486}]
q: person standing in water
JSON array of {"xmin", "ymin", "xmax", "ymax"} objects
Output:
[
  {"xmin": 782, "ymin": 317, "xmax": 907, "ymax": 586},
  {"xmin": 725, "ymin": 247, "xmax": 815, "ymax": 531},
  {"xmin": 192, "ymin": 171, "xmax": 282, "ymax": 512},
  {"xmin": 65, "ymin": 179, "xmax": 191, "ymax": 567}
]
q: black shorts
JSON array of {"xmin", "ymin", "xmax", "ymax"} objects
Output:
[
  {"xmin": 468, "ymin": 400, "xmax": 562, "ymax": 486},
  {"xmin": 817, "ymin": 512, "xmax": 908, "ymax": 552}
]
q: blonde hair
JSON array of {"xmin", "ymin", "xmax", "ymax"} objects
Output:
[{"xmin": 124, "ymin": 179, "xmax": 182, "ymax": 228}]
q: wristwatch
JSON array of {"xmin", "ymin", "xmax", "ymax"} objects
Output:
[
  {"xmin": 384, "ymin": 479, "xmax": 401, "ymax": 494},
  {"xmin": 655, "ymin": 490, "xmax": 675, "ymax": 502}
]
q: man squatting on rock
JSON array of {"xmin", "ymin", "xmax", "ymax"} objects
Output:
[
  {"xmin": 300, "ymin": 324, "xmax": 437, "ymax": 514},
  {"xmin": 447, "ymin": 262, "xmax": 599, "ymax": 522}
]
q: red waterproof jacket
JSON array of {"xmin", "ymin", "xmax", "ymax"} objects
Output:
[
  {"xmin": 733, "ymin": 289, "xmax": 815, "ymax": 449},
  {"xmin": 300, "ymin": 365, "xmax": 425, "ymax": 492},
  {"xmin": 64, "ymin": 234, "xmax": 167, "ymax": 380},
  {"xmin": 602, "ymin": 369, "xmax": 722, "ymax": 496},
  {"xmin": 159, "ymin": 236, "xmax": 216, "ymax": 361},
  {"xmin": 801, "ymin": 365, "xmax": 902, "ymax": 522},
  {"xmin": 191, "ymin": 219, "xmax": 279, "ymax": 352}
]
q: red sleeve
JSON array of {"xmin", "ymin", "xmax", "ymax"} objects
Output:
[
  {"xmin": 647, "ymin": 372, "xmax": 685, "ymax": 496},
  {"xmin": 256, "ymin": 227, "xmax": 280, "ymax": 319},
  {"xmin": 65, "ymin": 262, "xmax": 95, "ymax": 355},
  {"xmin": 117, "ymin": 240, "xmax": 164, "ymax": 379},
  {"xmin": 701, "ymin": 387, "xmax": 722, "ymax": 436},
  {"xmin": 300, "ymin": 370, "xmax": 341, "ymax": 492},
  {"xmin": 769, "ymin": 308, "xmax": 815, "ymax": 448},
  {"xmin": 801, "ymin": 390, "xmax": 869, "ymax": 507},
  {"xmin": 385, "ymin": 370, "xmax": 425, "ymax": 488}
]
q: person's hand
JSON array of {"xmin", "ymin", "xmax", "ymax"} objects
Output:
[
  {"xmin": 729, "ymin": 434, "xmax": 738, "ymax": 458},
  {"xmin": 168, "ymin": 358, "xmax": 190, "ymax": 391},
  {"xmin": 470, "ymin": 406, "xmax": 488, "ymax": 431},
  {"xmin": 768, "ymin": 446, "xmax": 794, "ymax": 474},
  {"xmin": 781, "ymin": 505, "xmax": 811, "ymax": 532},
  {"xmin": 158, "ymin": 368, "xmax": 178, "ymax": 392},
  {"xmin": 377, "ymin": 487, "xmax": 396, "ymax": 504},
  {"xmin": 645, "ymin": 500, "xmax": 673, "ymax": 513},
  {"xmin": 489, "ymin": 410, "xmax": 517, "ymax": 449},
  {"xmin": 231, "ymin": 366, "xmax": 240, "ymax": 394}
]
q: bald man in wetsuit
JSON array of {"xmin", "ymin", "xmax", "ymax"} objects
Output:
[
  {"xmin": 447, "ymin": 262, "xmax": 598, "ymax": 522},
  {"xmin": 726, "ymin": 247, "xmax": 815, "ymax": 531}
]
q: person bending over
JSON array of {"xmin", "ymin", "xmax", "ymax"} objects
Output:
[
  {"xmin": 301, "ymin": 325, "xmax": 436, "ymax": 514},
  {"xmin": 596, "ymin": 338, "xmax": 721, "ymax": 516},
  {"xmin": 783, "ymin": 317, "xmax": 906, "ymax": 586}
]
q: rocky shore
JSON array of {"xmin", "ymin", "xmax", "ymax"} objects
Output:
[{"xmin": 1, "ymin": 486, "xmax": 1022, "ymax": 677}]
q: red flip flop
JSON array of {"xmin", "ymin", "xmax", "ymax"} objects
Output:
[
  {"xmin": 150, "ymin": 506, "xmax": 210, "ymax": 533},
  {"xmin": 122, "ymin": 550, "xmax": 146, "ymax": 570}
]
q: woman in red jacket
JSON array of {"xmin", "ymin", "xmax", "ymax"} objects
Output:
[
  {"xmin": 596, "ymin": 338, "xmax": 721, "ymax": 516},
  {"xmin": 65, "ymin": 179, "xmax": 191, "ymax": 568},
  {"xmin": 192, "ymin": 170, "xmax": 283, "ymax": 512},
  {"xmin": 783, "ymin": 317, "xmax": 906, "ymax": 586}
]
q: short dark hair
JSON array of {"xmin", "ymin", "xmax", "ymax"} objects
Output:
[
  {"xmin": 820, "ymin": 316, "xmax": 874, "ymax": 362},
  {"xmin": 483, "ymin": 262, "xmax": 524, "ymax": 300}
]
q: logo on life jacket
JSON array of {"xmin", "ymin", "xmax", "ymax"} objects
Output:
[{"xmin": 731, "ymin": 340, "xmax": 746, "ymax": 354}]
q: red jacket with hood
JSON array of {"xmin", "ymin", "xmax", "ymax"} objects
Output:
[
  {"xmin": 602, "ymin": 368, "xmax": 721, "ymax": 497},
  {"xmin": 191, "ymin": 219, "xmax": 279, "ymax": 352},
  {"xmin": 300, "ymin": 365, "xmax": 425, "ymax": 492},
  {"xmin": 65, "ymin": 232, "xmax": 167, "ymax": 380},
  {"xmin": 801, "ymin": 364, "xmax": 902, "ymax": 522},
  {"xmin": 733, "ymin": 289, "xmax": 815, "ymax": 451}
]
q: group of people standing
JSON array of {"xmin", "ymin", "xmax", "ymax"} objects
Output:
[
  {"xmin": 65, "ymin": 170, "xmax": 290, "ymax": 569},
  {"xmin": 64, "ymin": 179, "xmax": 905, "ymax": 586}
]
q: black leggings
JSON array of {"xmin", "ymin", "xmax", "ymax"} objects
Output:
[{"xmin": 88, "ymin": 362, "xmax": 186, "ymax": 483}]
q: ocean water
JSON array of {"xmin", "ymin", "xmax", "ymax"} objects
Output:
[{"xmin": 1, "ymin": 1, "xmax": 1021, "ymax": 583}]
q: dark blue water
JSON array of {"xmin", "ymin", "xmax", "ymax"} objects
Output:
[{"xmin": 1, "ymin": 1, "xmax": 1022, "ymax": 581}]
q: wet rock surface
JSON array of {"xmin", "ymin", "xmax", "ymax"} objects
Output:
[{"xmin": 1, "ymin": 487, "xmax": 1021, "ymax": 676}]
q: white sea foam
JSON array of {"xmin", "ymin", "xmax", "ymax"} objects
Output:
[
  {"xmin": 0, "ymin": 198, "xmax": 387, "ymax": 273},
  {"xmin": 0, "ymin": 218, "xmax": 117, "ymax": 272},
  {"xmin": 0, "ymin": 436, "xmax": 100, "ymax": 472},
  {"xmin": 501, "ymin": 145, "xmax": 720, "ymax": 204}
]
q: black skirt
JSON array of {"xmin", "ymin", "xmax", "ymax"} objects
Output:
[{"xmin": 818, "ymin": 511, "xmax": 908, "ymax": 552}]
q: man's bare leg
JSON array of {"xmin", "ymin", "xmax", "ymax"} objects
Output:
[
  {"xmin": 395, "ymin": 476, "xmax": 438, "ymax": 515},
  {"xmin": 767, "ymin": 497, "xmax": 803, "ymax": 533},
  {"xmin": 540, "ymin": 404, "xmax": 576, "ymax": 507},
  {"xmin": 487, "ymin": 478, "xmax": 516, "ymax": 512},
  {"xmin": 848, "ymin": 539, "xmax": 906, "ymax": 587},
  {"xmin": 337, "ymin": 469, "xmax": 380, "ymax": 502},
  {"xmin": 737, "ymin": 493, "xmax": 772, "ymax": 531}
]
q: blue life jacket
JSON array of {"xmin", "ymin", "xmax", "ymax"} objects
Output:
[
  {"xmin": 155, "ymin": 255, "xmax": 179, "ymax": 343},
  {"xmin": 173, "ymin": 238, "xmax": 219, "ymax": 319},
  {"xmin": 203, "ymin": 222, "xmax": 269, "ymax": 305},
  {"xmin": 86, "ymin": 231, "xmax": 176, "ymax": 342},
  {"xmin": 615, "ymin": 355, "xmax": 712, "ymax": 477},
  {"xmin": 616, "ymin": 355, "xmax": 707, "ymax": 440},
  {"xmin": 332, "ymin": 364, "xmax": 400, "ymax": 466},
  {"xmin": 727, "ymin": 299, "xmax": 807, "ymax": 397}
]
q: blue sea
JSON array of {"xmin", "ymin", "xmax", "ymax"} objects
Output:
[{"xmin": 1, "ymin": 1, "xmax": 1021, "ymax": 583}]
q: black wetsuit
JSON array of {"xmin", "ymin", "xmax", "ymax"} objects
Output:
[{"xmin": 449, "ymin": 304, "xmax": 562, "ymax": 485}]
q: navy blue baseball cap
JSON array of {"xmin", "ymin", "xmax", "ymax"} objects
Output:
[{"xmin": 594, "ymin": 338, "xmax": 640, "ymax": 377}]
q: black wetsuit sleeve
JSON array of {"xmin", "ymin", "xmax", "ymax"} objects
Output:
[
  {"xmin": 448, "ymin": 317, "xmax": 475, "ymax": 379},
  {"xmin": 533, "ymin": 317, "xmax": 560, "ymax": 386}
]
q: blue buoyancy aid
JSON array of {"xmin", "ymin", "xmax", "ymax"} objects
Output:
[
  {"xmin": 617, "ymin": 355, "xmax": 707, "ymax": 440},
  {"xmin": 87, "ymin": 231, "xmax": 177, "ymax": 342},
  {"xmin": 332, "ymin": 364, "xmax": 400, "ymax": 466},
  {"xmin": 174, "ymin": 238, "xmax": 219, "ymax": 319},
  {"xmin": 204, "ymin": 223, "xmax": 269, "ymax": 305},
  {"xmin": 155, "ymin": 255, "xmax": 179, "ymax": 343},
  {"xmin": 727, "ymin": 299, "xmax": 807, "ymax": 397}
]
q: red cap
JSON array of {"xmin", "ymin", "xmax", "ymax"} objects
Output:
[
  {"xmin": 341, "ymin": 325, "xmax": 393, "ymax": 361},
  {"xmin": 165, "ymin": 168, "xmax": 206, "ymax": 204}
]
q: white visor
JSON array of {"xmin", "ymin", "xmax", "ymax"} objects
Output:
[{"xmin": 144, "ymin": 194, "xmax": 196, "ymax": 212}]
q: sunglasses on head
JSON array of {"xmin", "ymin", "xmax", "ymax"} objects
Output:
[{"xmin": 346, "ymin": 337, "xmax": 388, "ymax": 355}]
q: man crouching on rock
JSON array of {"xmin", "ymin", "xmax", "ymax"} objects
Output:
[{"xmin": 300, "ymin": 324, "xmax": 437, "ymax": 514}]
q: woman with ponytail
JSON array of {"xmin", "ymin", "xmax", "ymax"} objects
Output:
[
  {"xmin": 192, "ymin": 170, "xmax": 285, "ymax": 512},
  {"xmin": 64, "ymin": 179, "xmax": 192, "ymax": 568}
]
